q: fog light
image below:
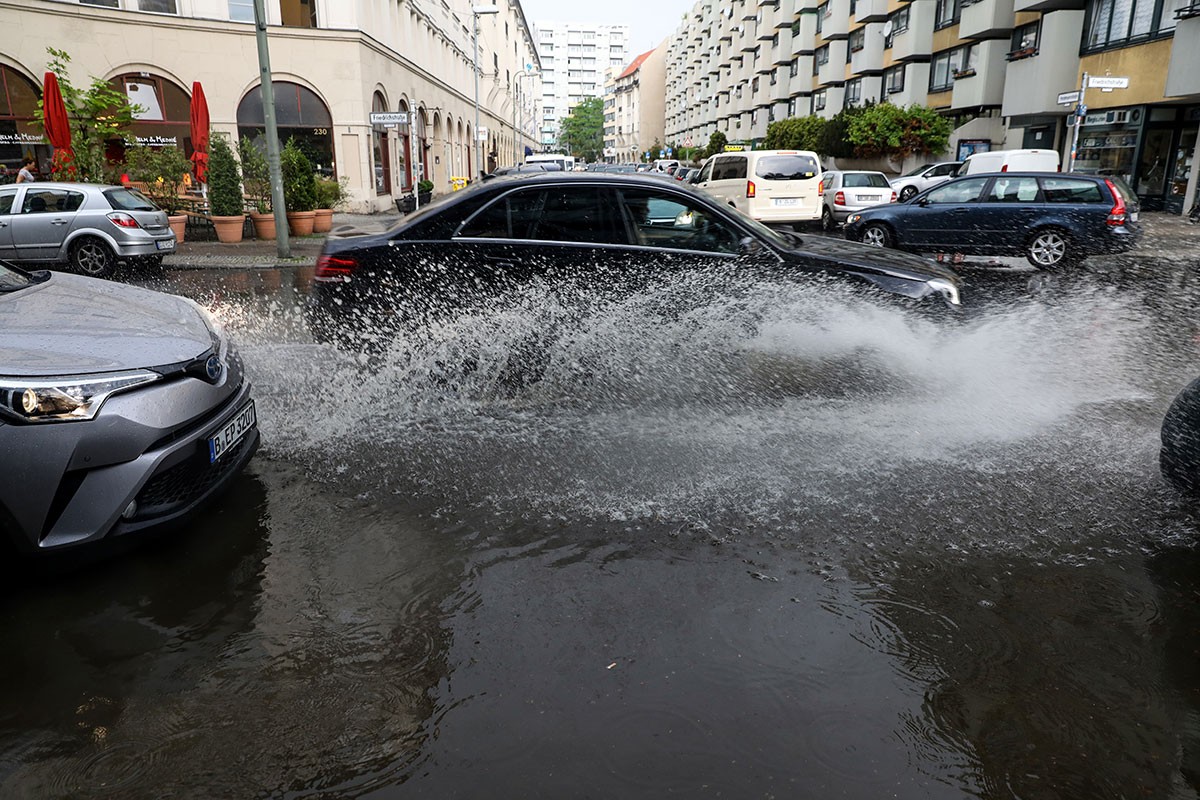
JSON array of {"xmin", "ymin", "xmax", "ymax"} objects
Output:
[{"xmin": 122, "ymin": 500, "xmax": 138, "ymax": 520}]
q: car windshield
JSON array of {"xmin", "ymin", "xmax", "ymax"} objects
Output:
[
  {"xmin": 755, "ymin": 155, "xmax": 820, "ymax": 181},
  {"xmin": 902, "ymin": 163, "xmax": 935, "ymax": 177},
  {"xmin": 844, "ymin": 173, "xmax": 891, "ymax": 188},
  {"xmin": 104, "ymin": 187, "xmax": 159, "ymax": 211},
  {"xmin": 0, "ymin": 261, "xmax": 36, "ymax": 292}
]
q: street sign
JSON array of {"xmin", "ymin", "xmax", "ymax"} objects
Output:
[
  {"xmin": 683, "ymin": 137, "xmax": 694, "ymax": 148},
  {"xmin": 1057, "ymin": 90, "xmax": 1080, "ymax": 106},
  {"xmin": 666, "ymin": 147, "xmax": 673, "ymax": 156},
  {"xmin": 477, "ymin": 126, "xmax": 488, "ymax": 142},
  {"xmin": 1088, "ymin": 75, "xmax": 1129, "ymax": 90},
  {"xmin": 369, "ymin": 112, "xmax": 408, "ymax": 125}
]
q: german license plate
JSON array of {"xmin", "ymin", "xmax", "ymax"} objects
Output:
[
  {"xmin": 860, "ymin": 194, "xmax": 881, "ymax": 201},
  {"xmin": 773, "ymin": 198, "xmax": 798, "ymax": 207},
  {"xmin": 156, "ymin": 238, "xmax": 175, "ymax": 251},
  {"xmin": 208, "ymin": 400, "xmax": 256, "ymax": 463},
  {"xmin": 1130, "ymin": 211, "xmax": 1139, "ymax": 223}
]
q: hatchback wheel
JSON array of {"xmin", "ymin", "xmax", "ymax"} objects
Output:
[
  {"xmin": 821, "ymin": 206, "xmax": 835, "ymax": 232},
  {"xmin": 860, "ymin": 223, "xmax": 893, "ymax": 248},
  {"xmin": 898, "ymin": 186, "xmax": 918, "ymax": 202},
  {"xmin": 70, "ymin": 237, "xmax": 115, "ymax": 278},
  {"xmin": 1026, "ymin": 228, "xmax": 1072, "ymax": 269}
]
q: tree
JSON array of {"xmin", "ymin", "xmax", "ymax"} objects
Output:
[
  {"xmin": 704, "ymin": 130, "xmax": 728, "ymax": 158},
  {"xmin": 846, "ymin": 103, "xmax": 953, "ymax": 160},
  {"xmin": 558, "ymin": 97, "xmax": 604, "ymax": 163},
  {"xmin": 36, "ymin": 48, "xmax": 142, "ymax": 182},
  {"xmin": 207, "ymin": 136, "xmax": 243, "ymax": 217},
  {"xmin": 763, "ymin": 116, "xmax": 826, "ymax": 151}
]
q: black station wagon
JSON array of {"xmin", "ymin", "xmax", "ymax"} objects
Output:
[
  {"xmin": 842, "ymin": 172, "xmax": 1141, "ymax": 269},
  {"xmin": 305, "ymin": 173, "xmax": 964, "ymax": 348}
]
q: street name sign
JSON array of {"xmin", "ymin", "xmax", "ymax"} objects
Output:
[
  {"xmin": 1088, "ymin": 76, "xmax": 1129, "ymax": 90},
  {"xmin": 369, "ymin": 112, "xmax": 408, "ymax": 125},
  {"xmin": 1057, "ymin": 90, "xmax": 1080, "ymax": 105}
]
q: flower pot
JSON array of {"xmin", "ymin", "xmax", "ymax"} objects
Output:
[
  {"xmin": 286, "ymin": 210, "xmax": 316, "ymax": 236},
  {"xmin": 418, "ymin": 191, "xmax": 432, "ymax": 206},
  {"xmin": 313, "ymin": 208, "xmax": 334, "ymax": 233},
  {"xmin": 213, "ymin": 214, "xmax": 246, "ymax": 244},
  {"xmin": 250, "ymin": 211, "xmax": 276, "ymax": 241},
  {"xmin": 396, "ymin": 195, "xmax": 416, "ymax": 214},
  {"xmin": 168, "ymin": 214, "xmax": 187, "ymax": 244}
]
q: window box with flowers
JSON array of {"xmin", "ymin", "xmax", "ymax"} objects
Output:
[
  {"xmin": 952, "ymin": 68, "xmax": 977, "ymax": 79},
  {"xmin": 1006, "ymin": 47, "xmax": 1038, "ymax": 61}
]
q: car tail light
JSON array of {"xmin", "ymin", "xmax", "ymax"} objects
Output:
[
  {"xmin": 1104, "ymin": 178, "xmax": 1127, "ymax": 226},
  {"xmin": 107, "ymin": 212, "xmax": 141, "ymax": 229},
  {"xmin": 746, "ymin": 180, "xmax": 756, "ymax": 198},
  {"xmin": 818, "ymin": 179, "xmax": 825, "ymax": 193},
  {"xmin": 314, "ymin": 253, "xmax": 359, "ymax": 283},
  {"xmin": 890, "ymin": 190, "xmax": 897, "ymax": 202},
  {"xmin": 835, "ymin": 191, "xmax": 845, "ymax": 206},
  {"xmin": 1000, "ymin": 164, "xmax": 1009, "ymax": 172}
]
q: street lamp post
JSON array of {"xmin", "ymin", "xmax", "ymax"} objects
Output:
[
  {"xmin": 472, "ymin": 5, "xmax": 499, "ymax": 180},
  {"xmin": 513, "ymin": 67, "xmax": 535, "ymax": 165}
]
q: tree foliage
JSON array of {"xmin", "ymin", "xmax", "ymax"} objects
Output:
[
  {"xmin": 124, "ymin": 145, "xmax": 193, "ymax": 213},
  {"xmin": 239, "ymin": 136, "xmax": 271, "ymax": 213},
  {"xmin": 37, "ymin": 48, "xmax": 141, "ymax": 182},
  {"xmin": 558, "ymin": 97, "xmax": 604, "ymax": 163},
  {"xmin": 846, "ymin": 103, "xmax": 953, "ymax": 159},
  {"xmin": 207, "ymin": 136, "xmax": 243, "ymax": 217},
  {"xmin": 704, "ymin": 130, "xmax": 728, "ymax": 158},
  {"xmin": 281, "ymin": 138, "xmax": 317, "ymax": 212},
  {"xmin": 763, "ymin": 116, "xmax": 826, "ymax": 151}
]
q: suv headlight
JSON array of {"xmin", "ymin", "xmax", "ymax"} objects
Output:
[
  {"xmin": 927, "ymin": 277, "xmax": 962, "ymax": 307},
  {"xmin": 0, "ymin": 370, "xmax": 161, "ymax": 422},
  {"xmin": 846, "ymin": 214, "xmax": 863, "ymax": 225}
]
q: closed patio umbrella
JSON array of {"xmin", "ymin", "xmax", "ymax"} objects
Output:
[
  {"xmin": 42, "ymin": 71, "xmax": 75, "ymax": 178},
  {"xmin": 190, "ymin": 81, "xmax": 209, "ymax": 185}
]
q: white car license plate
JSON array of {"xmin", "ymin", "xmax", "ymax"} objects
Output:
[
  {"xmin": 860, "ymin": 194, "xmax": 881, "ymax": 201},
  {"xmin": 156, "ymin": 238, "xmax": 175, "ymax": 251},
  {"xmin": 773, "ymin": 198, "xmax": 799, "ymax": 207},
  {"xmin": 1130, "ymin": 211, "xmax": 1139, "ymax": 223},
  {"xmin": 208, "ymin": 400, "xmax": 256, "ymax": 463}
]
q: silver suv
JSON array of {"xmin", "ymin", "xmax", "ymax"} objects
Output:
[{"xmin": 0, "ymin": 182, "xmax": 177, "ymax": 278}]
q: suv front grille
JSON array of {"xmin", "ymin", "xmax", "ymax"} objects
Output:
[{"xmin": 132, "ymin": 433, "xmax": 255, "ymax": 520}]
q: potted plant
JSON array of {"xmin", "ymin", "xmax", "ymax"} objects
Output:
[
  {"xmin": 281, "ymin": 138, "xmax": 317, "ymax": 236},
  {"xmin": 417, "ymin": 178, "xmax": 434, "ymax": 205},
  {"xmin": 313, "ymin": 175, "xmax": 347, "ymax": 233},
  {"xmin": 239, "ymin": 136, "xmax": 274, "ymax": 240},
  {"xmin": 125, "ymin": 145, "xmax": 193, "ymax": 243},
  {"xmin": 207, "ymin": 136, "xmax": 245, "ymax": 243}
]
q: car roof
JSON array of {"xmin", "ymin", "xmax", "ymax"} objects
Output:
[
  {"xmin": 4, "ymin": 182, "xmax": 119, "ymax": 191},
  {"xmin": 959, "ymin": 171, "xmax": 1099, "ymax": 179}
]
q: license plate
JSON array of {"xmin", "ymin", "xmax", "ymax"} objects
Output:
[
  {"xmin": 208, "ymin": 400, "xmax": 256, "ymax": 463},
  {"xmin": 1130, "ymin": 211, "xmax": 1139, "ymax": 223},
  {"xmin": 860, "ymin": 195, "xmax": 881, "ymax": 201},
  {"xmin": 773, "ymin": 198, "xmax": 799, "ymax": 207},
  {"xmin": 156, "ymin": 238, "xmax": 175, "ymax": 251}
]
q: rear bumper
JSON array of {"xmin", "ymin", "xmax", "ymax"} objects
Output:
[{"xmin": 749, "ymin": 204, "xmax": 822, "ymax": 223}]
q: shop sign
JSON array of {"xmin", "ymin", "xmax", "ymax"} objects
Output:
[
  {"xmin": 134, "ymin": 135, "xmax": 178, "ymax": 145},
  {"xmin": 0, "ymin": 132, "xmax": 43, "ymax": 146}
]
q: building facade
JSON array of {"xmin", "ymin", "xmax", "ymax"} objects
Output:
[
  {"xmin": 664, "ymin": 0, "xmax": 1200, "ymax": 213},
  {"xmin": 603, "ymin": 45, "xmax": 667, "ymax": 162},
  {"xmin": 533, "ymin": 20, "xmax": 629, "ymax": 152},
  {"xmin": 1, "ymin": 0, "xmax": 541, "ymax": 212}
]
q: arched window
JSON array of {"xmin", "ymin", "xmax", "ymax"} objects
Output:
[
  {"xmin": 237, "ymin": 81, "xmax": 334, "ymax": 176},
  {"xmin": 397, "ymin": 99, "xmax": 412, "ymax": 191},
  {"xmin": 0, "ymin": 65, "xmax": 48, "ymax": 178},
  {"xmin": 371, "ymin": 91, "xmax": 390, "ymax": 195},
  {"xmin": 110, "ymin": 73, "xmax": 192, "ymax": 164}
]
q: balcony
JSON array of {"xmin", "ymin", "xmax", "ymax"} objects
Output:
[
  {"xmin": 1013, "ymin": 0, "xmax": 1083, "ymax": 10},
  {"xmin": 950, "ymin": 39, "xmax": 1007, "ymax": 108},
  {"xmin": 820, "ymin": 0, "xmax": 852, "ymax": 38},
  {"xmin": 772, "ymin": 70, "xmax": 792, "ymax": 100},
  {"xmin": 889, "ymin": 1, "xmax": 934, "ymax": 61},
  {"xmin": 775, "ymin": 0, "xmax": 799, "ymax": 26},
  {"xmin": 816, "ymin": 41, "xmax": 848, "ymax": 84},
  {"xmin": 1000, "ymin": 10, "xmax": 1083, "ymax": 116},
  {"xmin": 849, "ymin": 23, "xmax": 885, "ymax": 73},
  {"xmin": 789, "ymin": 59, "xmax": 815, "ymax": 93},
  {"xmin": 773, "ymin": 29, "xmax": 795, "ymax": 63},
  {"xmin": 792, "ymin": 14, "xmax": 818, "ymax": 54},
  {"xmin": 854, "ymin": 0, "xmax": 890, "ymax": 22},
  {"xmin": 815, "ymin": 86, "xmax": 845, "ymax": 118},
  {"xmin": 959, "ymin": 0, "xmax": 1015, "ymax": 39}
]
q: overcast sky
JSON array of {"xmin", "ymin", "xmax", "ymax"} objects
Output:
[{"xmin": 518, "ymin": 0, "xmax": 696, "ymax": 56}]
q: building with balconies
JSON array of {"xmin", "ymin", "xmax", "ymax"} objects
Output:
[
  {"xmin": 533, "ymin": 20, "xmax": 629, "ymax": 152},
  {"xmin": 602, "ymin": 45, "xmax": 666, "ymax": 163}
]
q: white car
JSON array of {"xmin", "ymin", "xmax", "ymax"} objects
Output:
[{"xmin": 889, "ymin": 162, "xmax": 962, "ymax": 202}]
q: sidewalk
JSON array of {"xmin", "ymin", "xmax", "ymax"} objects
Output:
[{"xmin": 161, "ymin": 209, "xmax": 1199, "ymax": 270}]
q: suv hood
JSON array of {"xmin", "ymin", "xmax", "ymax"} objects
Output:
[
  {"xmin": 798, "ymin": 234, "xmax": 959, "ymax": 284},
  {"xmin": 0, "ymin": 273, "xmax": 214, "ymax": 376}
]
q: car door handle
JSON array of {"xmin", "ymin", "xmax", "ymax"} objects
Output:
[
  {"xmin": 950, "ymin": 208, "xmax": 970, "ymax": 213},
  {"xmin": 51, "ymin": 219, "xmax": 69, "ymax": 225},
  {"xmin": 485, "ymin": 256, "xmax": 519, "ymax": 268}
]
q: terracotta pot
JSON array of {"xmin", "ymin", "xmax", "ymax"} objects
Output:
[
  {"xmin": 168, "ymin": 214, "xmax": 187, "ymax": 244},
  {"xmin": 250, "ymin": 211, "xmax": 276, "ymax": 241},
  {"xmin": 313, "ymin": 208, "xmax": 334, "ymax": 233},
  {"xmin": 213, "ymin": 214, "xmax": 246, "ymax": 243},
  {"xmin": 286, "ymin": 210, "xmax": 316, "ymax": 237}
]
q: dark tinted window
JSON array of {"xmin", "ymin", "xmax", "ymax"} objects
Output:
[
  {"xmin": 22, "ymin": 189, "xmax": 84, "ymax": 214},
  {"xmin": 986, "ymin": 177, "xmax": 1040, "ymax": 202},
  {"xmin": 697, "ymin": 160, "xmax": 714, "ymax": 182},
  {"xmin": 931, "ymin": 162, "xmax": 961, "ymax": 177},
  {"xmin": 458, "ymin": 189, "xmax": 546, "ymax": 238},
  {"xmin": 924, "ymin": 177, "xmax": 988, "ymax": 204},
  {"xmin": 1039, "ymin": 177, "xmax": 1103, "ymax": 203},
  {"xmin": 460, "ymin": 186, "xmax": 625, "ymax": 245},
  {"xmin": 620, "ymin": 188, "xmax": 740, "ymax": 254},
  {"xmin": 843, "ymin": 172, "xmax": 890, "ymax": 188},
  {"xmin": 755, "ymin": 154, "xmax": 820, "ymax": 180},
  {"xmin": 103, "ymin": 188, "xmax": 158, "ymax": 211},
  {"xmin": 713, "ymin": 157, "xmax": 748, "ymax": 181}
]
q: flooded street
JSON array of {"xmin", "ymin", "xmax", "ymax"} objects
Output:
[{"xmin": 6, "ymin": 259, "xmax": 1200, "ymax": 798}]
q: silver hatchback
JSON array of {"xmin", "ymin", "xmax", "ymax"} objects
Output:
[{"xmin": 0, "ymin": 182, "xmax": 177, "ymax": 278}]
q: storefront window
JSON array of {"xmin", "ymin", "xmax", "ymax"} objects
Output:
[
  {"xmin": 397, "ymin": 100, "xmax": 412, "ymax": 191},
  {"xmin": 371, "ymin": 92, "xmax": 391, "ymax": 195},
  {"xmin": 237, "ymin": 81, "xmax": 334, "ymax": 176},
  {"xmin": 0, "ymin": 66, "xmax": 50, "ymax": 180}
]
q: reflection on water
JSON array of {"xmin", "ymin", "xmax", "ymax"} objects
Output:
[{"xmin": 4, "ymin": 262, "xmax": 1200, "ymax": 797}]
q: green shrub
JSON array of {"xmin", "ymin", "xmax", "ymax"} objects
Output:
[
  {"xmin": 280, "ymin": 138, "xmax": 316, "ymax": 212},
  {"xmin": 124, "ymin": 145, "xmax": 192, "ymax": 213},
  {"xmin": 846, "ymin": 103, "xmax": 953, "ymax": 159},
  {"xmin": 417, "ymin": 179, "xmax": 434, "ymax": 195},
  {"xmin": 315, "ymin": 176, "xmax": 348, "ymax": 210},
  {"xmin": 763, "ymin": 116, "xmax": 827, "ymax": 151},
  {"xmin": 238, "ymin": 136, "xmax": 271, "ymax": 213},
  {"xmin": 207, "ymin": 136, "xmax": 243, "ymax": 217}
]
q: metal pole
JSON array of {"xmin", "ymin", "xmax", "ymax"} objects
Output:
[
  {"xmin": 252, "ymin": 0, "xmax": 289, "ymax": 258},
  {"xmin": 1068, "ymin": 70, "xmax": 1088, "ymax": 174},
  {"xmin": 473, "ymin": 12, "xmax": 482, "ymax": 180},
  {"xmin": 512, "ymin": 77, "xmax": 519, "ymax": 166}
]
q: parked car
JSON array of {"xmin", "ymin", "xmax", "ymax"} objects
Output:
[
  {"xmin": 890, "ymin": 161, "xmax": 963, "ymax": 202},
  {"xmin": 818, "ymin": 170, "xmax": 898, "ymax": 231},
  {"xmin": 694, "ymin": 149, "xmax": 823, "ymax": 227},
  {"xmin": 0, "ymin": 260, "xmax": 258, "ymax": 556},
  {"xmin": 1162, "ymin": 376, "xmax": 1200, "ymax": 494},
  {"xmin": 0, "ymin": 182, "xmax": 177, "ymax": 278},
  {"xmin": 842, "ymin": 172, "xmax": 1140, "ymax": 269},
  {"xmin": 676, "ymin": 167, "xmax": 700, "ymax": 183},
  {"xmin": 305, "ymin": 172, "xmax": 963, "ymax": 348},
  {"xmin": 958, "ymin": 148, "xmax": 1060, "ymax": 176}
]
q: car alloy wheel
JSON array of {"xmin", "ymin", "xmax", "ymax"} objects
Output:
[
  {"xmin": 821, "ymin": 206, "xmax": 834, "ymax": 232},
  {"xmin": 1026, "ymin": 229, "xmax": 1070, "ymax": 269},
  {"xmin": 860, "ymin": 223, "xmax": 892, "ymax": 248},
  {"xmin": 899, "ymin": 186, "xmax": 917, "ymax": 202},
  {"xmin": 71, "ymin": 237, "xmax": 115, "ymax": 278}
]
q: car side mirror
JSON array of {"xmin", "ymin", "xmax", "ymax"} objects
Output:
[
  {"xmin": 917, "ymin": 197, "xmax": 930, "ymax": 207},
  {"xmin": 739, "ymin": 236, "xmax": 762, "ymax": 256}
]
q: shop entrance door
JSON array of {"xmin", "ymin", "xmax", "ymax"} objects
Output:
[{"xmin": 1136, "ymin": 127, "xmax": 1175, "ymax": 211}]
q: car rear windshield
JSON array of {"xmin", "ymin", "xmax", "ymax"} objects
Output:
[
  {"xmin": 755, "ymin": 155, "xmax": 820, "ymax": 181},
  {"xmin": 843, "ymin": 173, "xmax": 891, "ymax": 188},
  {"xmin": 1039, "ymin": 177, "xmax": 1103, "ymax": 203},
  {"xmin": 104, "ymin": 188, "xmax": 159, "ymax": 211},
  {"xmin": 0, "ymin": 262, "xmax": 34, "ymax": 292},
  {"xmin": 1106, "ymin": 176, "xmax": 1139, "ymax": 208}
]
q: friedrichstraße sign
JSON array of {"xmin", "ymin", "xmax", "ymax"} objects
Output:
[
  {"xmin": 369, "ymin": 112, "xmax": 408, "ymax": 125},
  {"xmin": 1088, "ymin": 76, "xmax": 1130, "ymax": 90}
]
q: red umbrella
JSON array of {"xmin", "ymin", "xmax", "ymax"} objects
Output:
[
  {"xmin": 190, "ymin": 81, "xmax": 210, "ymax": 184},
  {"xmin": 42, "ymin": 71, "xmax": 75, "ymax": 179}
]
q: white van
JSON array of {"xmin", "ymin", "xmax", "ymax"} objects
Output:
[
  {"xmin": 694, "ymin": 149, "xmax": 823, "ymax": 225},
  {"xmin": 526, "ymin": 153, "xmax": 575, "ymax": 172},
  {"xmin": 959, "ymin": 148, "xmax": 1061, "ymax": 175}
]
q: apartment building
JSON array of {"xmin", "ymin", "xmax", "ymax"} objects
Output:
[
  {"xmin": 602, "ymin": 46, "xmax": 667, "ymax": 162},
  {"xmin": 0, "ymin": 0, "xmax": 540, "ymax": 212},
  {"xmin": 533, "ymin": 21, "xmax": 630, "ymax": 151},
  {"xmin": 665, "ymin": 0, "xmax": 1200, "ymax": 213}
]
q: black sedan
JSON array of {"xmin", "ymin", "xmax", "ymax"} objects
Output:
[
  {"xmin": 306, "ymin": 173, "xmax": 962, "ymax": 348},
  {"xmin": 842, "ymin": 172, "xmax": 1140, "ymax": 269}
]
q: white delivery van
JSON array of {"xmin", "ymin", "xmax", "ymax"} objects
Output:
[
  {"xmin": 959, "ymin": 148, "xmax": 1061, "ymax": 175},
  {"xmin": 694, "ymin": 149, "xmax": 823, "ymax": 225},
  {"xmin": 526, "ymin": 153, "xmax": 575, "ymax": 172}
]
